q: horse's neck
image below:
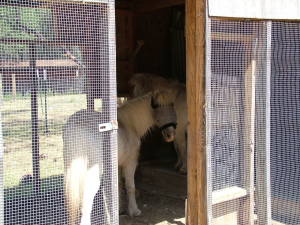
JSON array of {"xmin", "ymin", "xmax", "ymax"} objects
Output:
[{"xmin": 118, "ymin": 96, "xmax": 155, "ymax": 138}]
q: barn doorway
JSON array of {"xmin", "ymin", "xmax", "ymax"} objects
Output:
[{"xmin": 115, "ymin": 2, "xmax": 188, "ymax": 224}]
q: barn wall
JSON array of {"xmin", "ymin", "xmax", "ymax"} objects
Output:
[
  {"xmin": 116, "ymin": 9, "xmax": 135, "ymax": 95},
  {"xmin": 135, "ymin": 8, "xmax": 173, "ymax": 77}
]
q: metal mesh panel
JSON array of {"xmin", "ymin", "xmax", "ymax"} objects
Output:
[
  {"xmin": 270, "ymin": 21, "xmax": 300, "ymax": 225},
  {"xmin": 207, "ymin": 18, "xmax": 300, "ymax": 225},
  {"xmin": 0, "ymin": 1, "xmax": 118, "ymax": 224},
  {"xmin": 207, "ymin": 19, "xmax": 266, "ymax": 225}
]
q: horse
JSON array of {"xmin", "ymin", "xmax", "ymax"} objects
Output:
[
  {"xmin": 63, "ymin": 90, "xmax": 177, "ymax": 224},
  {"xmin": 129, "ymin": 73, "xmax": 188, "ymax": 173}
]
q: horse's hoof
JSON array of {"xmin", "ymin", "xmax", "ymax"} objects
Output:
[
  {"xmin": 129, "ymin": 208, "xmax": 141, "ymax": 217},
  {"xmin": 119, "ymin": 215, "xmax": 132, "ymax": 225}
]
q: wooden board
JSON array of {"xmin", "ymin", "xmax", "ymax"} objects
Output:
[
  {"xmin": 185, "ymin": 0, "xmax": 207, "ymax": 224},
  {"xmin": 208, "ymin": 0, "xmax": 300, "ymax": 20}
]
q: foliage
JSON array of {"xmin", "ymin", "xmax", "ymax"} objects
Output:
[{"xmin": 0, "ymin": 5, "xmax": 81, "ymax": 61}]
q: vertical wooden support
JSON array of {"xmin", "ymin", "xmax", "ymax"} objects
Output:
[
  {"xmin": 255, "ymin": 22, "xmax": 272, "ymax": 225},
  {"xmin": 241, "ymin": 38, "xmax": 257, "ymax": 225},
  {"xmin": 29, "ymin": 44, "xmax": 41, "ymax": 193},
  {"xmin": 185, "ymin": 0, "xmax": 207, "ymax": 224},
  {"xmin": 12, "ymin": 73, "xmax": 16, "ymax": 99},
  {"xmin": 0, "ymin": 72, "xmax": 4, "ymax": 225}
]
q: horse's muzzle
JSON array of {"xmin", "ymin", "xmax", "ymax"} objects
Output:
[
  {"xmin": 160, "ymin": 123, "xmax": 177, "ymax": 142},
  {"xmin": 159, "ymin": 122, "xmax": 177, "ymax": 131}
]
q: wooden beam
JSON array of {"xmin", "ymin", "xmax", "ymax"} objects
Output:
[
  {"xmin": 211, "ymin": 32, "xmax": 253, "ymax": 44},
  {"xmin": 185, "ymin": 0, "xmax": 207, "ymax": 224},
  {"xmin": 212, "ymin": 187, "xmax": 247, "ymax": 205},
  {"xmin": 133, "ymin": 0, "xmax": 184, "ymax": 13},
  {"xmin": 241, "ymin": 37, "xmax": 257, "ymax": 225},
  {"xmin": 255, "ymin": 22, "xmax": 272, "ymax": 225}
]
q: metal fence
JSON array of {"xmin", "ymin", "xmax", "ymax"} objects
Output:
[
  {"xmin": 207, "ymin": 18, "xmax": 300, "ymax": 225},
  {"xmin": 0, "ymin": 1, "xmax": 118, "ymax": 224}
]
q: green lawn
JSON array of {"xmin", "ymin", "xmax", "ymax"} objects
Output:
[{"xmin": 2, "ymin": 93, "xmax": 87, "ymax": 194}]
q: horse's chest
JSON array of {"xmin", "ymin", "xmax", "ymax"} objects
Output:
[{"xmin": 117, "ymin": 127, "xmax": 140, "ymax": 165}]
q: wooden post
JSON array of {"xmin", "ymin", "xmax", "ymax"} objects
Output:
[
  {"xmin": 29, "ymin": 44, "xmax": 41, "ymax": 193},
  {"xmin": 241, "ymin": 39, "xmax": 257, "ymax": 225},
  {"xmin": 0, "ymin": 72, "xmax": 4, "ymax": 225},
  {"xmin": 255, "ymin": 22, "xmax": 272, "ymax": 225},
  {"xmin": 185, "ymin": 0, "xmax": 207, "ymax": 224},
  {"xmin": 11, "ymin": 73, "xmax": 17, "ymax": 99}
]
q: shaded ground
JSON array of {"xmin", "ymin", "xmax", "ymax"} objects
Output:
[
  {"xmin": 4, "ymin": 175, "xmax": 67, "ymax": 225},
  {"xmin": 123, "ymin": 190, "xmax": 185, "ymax": 225},
  {"xmin": 5, "ymin": 175, "xmax": 185, "ymax": 225}
]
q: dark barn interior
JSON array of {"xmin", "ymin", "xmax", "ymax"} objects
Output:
[{"xmin": 115, "ymin": 0, "xmax": 187, "ymax": 175}]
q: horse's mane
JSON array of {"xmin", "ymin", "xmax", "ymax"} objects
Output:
[
  {"xmin": 117, "ymin": 93, "xmax": 155, "ymax": 137},
  {"xmin": 129, "ymin": 73, "xmax": 185, "ymax": 101},
  {"xmin": 117, "ymin": 91, "xmax": 175, "ymax": 137}
]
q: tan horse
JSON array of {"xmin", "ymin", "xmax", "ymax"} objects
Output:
[
  {"xmin": 129, "ymin": 73, "xmax": 188, "ymax": 173},
  {"xmin": 63, "ymin": 91, "xmax": 177, "ymax": 224}
]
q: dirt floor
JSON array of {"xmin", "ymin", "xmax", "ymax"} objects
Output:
[{"xmin": 120, "ymin": 190, "xmax": 185, "ymax": 225}]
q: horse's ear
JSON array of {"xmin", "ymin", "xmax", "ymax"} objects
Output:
[
  {"xmin": 129, "ymin": 73, "xmax": 147, "ymax": 87},
  {"xmin": 151, "ymin": 95, "xmax": 160, "ymax": 109}
]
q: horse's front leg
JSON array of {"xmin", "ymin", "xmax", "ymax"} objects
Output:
[
  {"xmin": 173, "ymin": 141, "xmax": 183, "ymax": 170},
  {"xmin": 123, "ymin": 161, "xmax": 141, "ymax": 217}
]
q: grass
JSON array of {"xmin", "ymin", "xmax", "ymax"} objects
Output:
[{"xmin": 2, "ymin": 93, "xmax": 87, "ymax": 195}]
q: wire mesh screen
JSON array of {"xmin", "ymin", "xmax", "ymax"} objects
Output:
[
  {"xmin": 0, "ymin": 1, "xmax": 118, "ymax": 224},
  {"xmin": 206, "ymin": 19, "xmax": 253, "ymax": 224},
  {"xmin": 270, "ymin": 21, "xmax": 300, "ymax": 225},
  {"xmin": 207, "ymin": 18, "xmax": 300, "ymax": 225}
]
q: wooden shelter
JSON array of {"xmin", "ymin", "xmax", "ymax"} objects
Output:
[
  {"xmin": 1, "ymin": 0, "xmax": 300, "ymax": 224},
  {"xmin": 113, "ymin": 1, "xmax": 300, "ymax": 225}
]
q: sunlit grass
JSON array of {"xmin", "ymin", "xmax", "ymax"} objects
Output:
[{"xmin": 2, "ymin": 94, "xmax": 86, "ymax": 194}]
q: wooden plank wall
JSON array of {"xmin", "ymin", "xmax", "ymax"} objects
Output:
[
  {"xmin": 116, "ymin": 9, "xmax": 135, "ymax": 95},
  {"xmin": 135, "ymin": 8, "xmax": 173, "ymax": 77}
]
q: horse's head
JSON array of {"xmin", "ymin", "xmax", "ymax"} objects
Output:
[{"xmin": 150, "ymin": 91, "xmax": 177, "ymax": 142}]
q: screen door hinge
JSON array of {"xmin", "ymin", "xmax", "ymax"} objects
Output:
[{"xmin": 98, "ymin": 120, "xmax": 118, "ymax": 132}]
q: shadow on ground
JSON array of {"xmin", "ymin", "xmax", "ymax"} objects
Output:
[
  {"xmin": 4, "ymin": 175, "xmax": 67, "ymax": 225},
  {"xmin": 5, "ymin": 175, "xmax": 185, "ymax": 225}
]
